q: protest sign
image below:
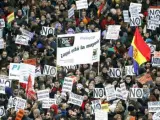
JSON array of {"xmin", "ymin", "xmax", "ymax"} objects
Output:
[
  {"xmin": 91, "ymin": 100, "xmax": 101, "ymax": 114},
  {"xmin": 61, "ymin": 65, "xmax": 78, "ymax": 73},
  {"xmin": 37, "ymin": 89, "xmax": 49, "ymax": 101},
  {"xmin": 35, "ymin": 66, "xmax": 42, "ymax": 77},
  {"xmin": 108, "ymin": 68, "xmax": 122, "ymax": 78},
  {"xmin": 15, "ymin": 35, "xmax": 30, "ymax": 46},
  {"xmin": 101, "ymin": 103, "xmax": 109, "ymax": 112},
  {"xmin": 41, "ymin": 26, "xmax": 55, "ymax": 36},
  {"xmin": 57, "ymin": 31, "xmax": 100, "ymax": 66},
  {"xmin": 130, "ymin": 17, "xmax": 141, "ymax": 26},
  {"xmin": 152, "ymin": 51, "xmax": 160, "ymax": 66},
  {"xmin": 138, "ymin": 73, "xmax": 152, "ymax": 84},
  {"xmin": 68, "ymin": 7, "xmax": 75, "ymax": 18},
  {"xmin": 125, "ymin": 65, "xmax": 135, "ymax": 76},
  {"xmin": 68, "ymin": 92, "xmax": 84, "ymax": 106},
  {"xmin": 20, "ymin": 28, "xmax": 34, "ymax": 39},
  {"xmin": 95, "ymin": 110, "xmax": 108, "ymax": 120},
  {"xmin": 13, "ymin": 97, "xmax": 18, "ymax": 107},
  {"xmin": 123, "ymin": 10, "xmax": 130, "ymax": 23},
  {"xmin": 116, "ymin": 87, "xmax": 128, "ymax": 100},
  {"xmin": 0, "ymin": 106, "xmax": 5, "ymax": 117},
  {"xmin": 129, "ymin": 3, "xmax": 142, "ymax": 15},
  {"xmin": 62, "ymin": 77, "xmax": 73, "ymax": 93},
  {"xmin": 105, "ymin": 25, "xmax": 121, "ymax": 40},
  {"xmin": 19, "ymin": 63, "xmax": 35, "ymax": 84},
  {"xmin": 105, "ymin": 85, "xmax": 116, "ymax": 101},
  {"xmin": 93, "ymin": 88, "xmax": 105, "ymax": 98},
  {"xmin": 0, "ymin": 29, "xmax": 3, "ymax": 38},
  {"xmin": 76, "ymin": 0, "xmax": 88, "ymax": 10},
  {"xmin": 54, "ymin": 94, "xmax": 62, "ymax": 105},
  {"xmin": 0, "ymin": 19, "xmax": 5, "ymax": 28},
  {"xmin": 153, "ymin": 111, "xmax": 160, "ymax": 120},
  {"xmin": 0, "ymin": 82, "xmax": 5, "ymax": 94},
  {"xmin": 9, "ymin": 63, "xmax": 21, "ymax": 80},
  {"xmin": 129, "ymin": 88, "xmax": 143, "ymax": 98},
  {"xmin": 23, "ymin": 59, "xmax": 36, "ymax": 66},
  {"xmin": 0, "ymin": 38, "xmax": 4, "ymax": 49},
  {"xmin": 15, "ymin": 97, "xmax": 26, "ymax": 111},
  {"xmin": 148, "ymin": 101, "xmax": 160, "ymax": 112},
  {"xmin": 43, "ymin": 65, "xmax": 56, "ymax": 77},
  {"xmin": 147, "ymin": 44, "xmax": 156, "ymax": 54},
  {"xmin": 7, "ymin": 96, "xmax": 14, "ymax": 109},
  {"xmin": 42, "ymin": 98, "xmax": 56, "ymax": 108}
]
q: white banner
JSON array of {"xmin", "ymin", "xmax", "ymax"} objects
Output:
[
  {"xmin": 93, "ymin": 88, "xmax": 105, "ymax": 98},
  {"xmin": 0, "ymin": 38, "xmax": 4, "ymax": 49},
  {"xmin": 129, "ymin": 88, "xmax": 143, "ymax": 98},
  {"xmin": 105, "ymin": 85, "xmax": 116, "ymax": 101},
  {"xmin": 68, "ymin": 92, "xmax": 84, "ymax": 106},
  {"xmin": 0, "ymin": 19, "xmax": 5, "ymax": 28},
  {"xmin": 62, "ymin": 77, "xmax": 73, "ymax": 93},
  {"xmin": 91, "ymin": 100, "xmax": 101, "ymax": 114},
  {"xmin": 0, "ymin": 106, "xmax": 5, "ymax": 117},
  {"xmin": 108, "ymin": 68, "xmax": 122, "ymax": 78},
  {"xmin": 76, "ymin": 0, "xmax": 88, "ymax": 10},
  {"xmin": 41, "ymin": 26, "xmax": 55, "ymax": 36},
  {"xmin": 68, "ymin": 7, "xmax": 75, "ymax": 18},
  {"xmin": 9, "ymin": 63, "xmax": 21, "ymax": 80},
  {"xmin": 43, "ymin": 65, "xmax": 56, "ymax": 77},
  {"xmin": 130, "ymin": 17, "xmax": 141, "ymax": 26},
  {"xmin": 95, "ymin": 110, "xmax": 108, "ymax": 120},
  {"xmin": 15, "ymin": 35, "xmax": 30, "ymax": 45},
  {"xmin": 148, "ymin": 101, "xmax": 160, "ymax": 112},
  {"xmin": 42, "ymin": 98, "xmax": 56, "ymax": 108},
  {"xmin": 15, "ymin": 97, "xmax": 26, "ymax": 111},
  {"xmin": 37, "ymin": 89, "xmax": 49, "ymax": 101},
  {"xmin": 105, "ymin": 25, "xmax": 121, "ymax": 40},
  {"xmin": 57, "ymin": 31, "xmax": 100, "ymax": 66},
  {"xmin": 125, "ymin": 65, "xmax": 135, "ymax": 76}
]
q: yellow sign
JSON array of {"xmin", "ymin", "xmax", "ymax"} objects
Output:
[
  {"xmin": 7, "ymin": 12, "xmax": 15, "ymax": 23},
  {"xmin": 101, "ymin": 103, "xmax": 109, "ymax": 112}
]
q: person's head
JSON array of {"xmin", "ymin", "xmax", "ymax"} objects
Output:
[
  {"xmin": 94, "ymin": 76, "xmax": 102, "ymax": 84},
  {"xmin": 145, "ymin": 62, "xmax": 151, "ymax": 69},
  {"xmin": 116, "ymin": 41, "xmax": 121, "ymax": 48},
  {"xmin": 88, "ymin": 82, "xmax": 95, "ymax": 90},
  {"xmin": 24, "ymin": 108, "xmax": 30, "ymax": 117},
  {"xmin": 33, "ymin": 109, "xmax": 40, "ymax": 119},
  {"xmin": 17, "ymin": 9, "xmax": 23, "ymax": 16},
  {"xmin": 155, "ymin": 77, "xmax": 160, "ymax": 86},
  {"xmin": 41, "ymin": 15, "xmax": 46, "ymax": 21},
  {"xmin": 14, "ymin": 56, "xmax": 20, "ymax": 63},
  {"xmin": 45, "ymin": 112, "xmax": 51, "ymax": 120},
  {"xmin": 125, "ymin": 75, "xmax": 132, "ymax": 84},
  {"xmin": 114, "ymin": 114, "xmax": 122, "ymax": 120},
  {"xmin": 143, "ymin": 84, "xmax": 149, "ymax": 91},
  {"xmin": 79, "ymin": 21, "xmax": 84, "ymax": 27},
  {"xmin": 153, "ymin": 88, "xmax": 160, "ymax": 95},
  {"xmin": 1, "ymin": 51, "xmax": 7, "ymax": 58},
  {"xmin": 82, "ymin": 10, "xmax": 86, "ymax": 17},
  {"xmin": 54, "ymin": 81, "xmax": 60, "ymax": 88}
]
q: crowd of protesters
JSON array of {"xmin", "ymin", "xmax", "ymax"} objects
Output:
[{"xmin": 0, "ymin": 0, "xmax": 160, "ymax": 120}]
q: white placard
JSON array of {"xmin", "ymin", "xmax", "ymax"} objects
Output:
[
  {"xmin": 20, "ymin": 28, "xmax": 34, "ymax": 39},
  {"xmin": 42, "ymin": 98, "xmax": 56, "ymax": 108},
  {"xmin": 95, "ymin": 110, "xmax": 108, "ymax": 120},
  {"xmin": 62, "ymin": 77, "xmax": 73, "ymax": 93},
  {"xmin": 9, "ymin": 63, "xmax": 21, "ymax": 80},
  {"xmin": 148, "ymin": 101, "xmax": 160, "ymax": 112},
  {"xmin": 0, "ymin": 82, "xmax": 5, "ymax": 94},
  {"xmin": 68, "ymin": 92, "xmax": 84, "ymax": 106},
  {"xmin": 43, "ymin": 65, "xmax": 56, "ymax": 77},
  {"xmin": 123, "ymin": 10, "xmax": 130, "ymax": 23},
  {"xmin": 129, "ymin": 88, "xmax": 143, "ymax": 98},
  {"xmin": 108, "ymin": 68, "xmax": 122, "ymax": 78},
  {"xmin": 37, "ymin": 89, "xmax": 49, "ymax": 101},
  {"xmin": 0, "ymin": 19, "xmax": 5, "ymax": 28},
  {"xmin": 68, "ymin": 7, "xmax": 75, "ymax": 18},
  {"xmin": 15, "ymin": 97, "xmax": 26, "ymax": 111},
  {"xmin": 130, "ymin": 17, "xmax": 141, "ymax": 26},
  {"xmin": 152, "ymin": 51, "xmax": 160, "ymax": 66},
  {"xmin": 105, "ymin": 85, "xmax": 116, "ymax": 101},
  {"xmin": 76, "ymin": 0, "xmax": 88, "ymax": 10},
  {"xmin": 153, "ymin": 111, "xmax": 160, "ymax": 120},
  {"xmin": 0, "ymin": 106, "xmax": 5, "ymax": 117},
  {"xmin": 91, "ymin": 100, "xmax": 101, "ymax": 114},
  {"xmin": 41, "ymin": 26, "xmax": 55, "ymax": 36},
  {"xmin": 15, "ymin": 35, "xmax": 30, "ymax": 45},
  {"xmin": 57, "ymin": 31, "xmax": 100, "ymax": 66},
  {"xmin": 0, "ymin": 29, "xmax": 3, "ymax": 38},
  {"xmin": 105, "ymin": 25, "xmax": 121, "ymax": 40},
  {"xmin": 147, "ymin": 44, "xmax": 156, "ymax": 54},
  {"xmin": 93, "ymin": 88, "xmax": 105, "ymax": 98},
  {"xmin": 35, "ymin": 66, "xmax": 42, "ymax": 77},
  {"xmin": 0, "ymin": 38, "xmax": 4, "ymax": 49},
  {"xmin": 7, "ymin": 96, "xmax": 14, "ymax": 109},
  {"xmin": 125, "ymin": 65, "xmax": 135, "ymax": 76}
]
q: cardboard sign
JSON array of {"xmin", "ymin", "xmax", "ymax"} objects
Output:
[
  {"xmin": 68, "ymin": 92, "xmax": 84, "ymax": 106},
  {"xmin": 15, "ymin": 35, "xmax": 30, "ymax": 46},
  {"xmin": 93, "ymin": 88, "xmax": 105, "ymax": 98},
  {"xmin": 108, "ymin": 68, "xmax": 122, "ymax": 78},
  {"xmin": 0, "ymin": 19, "xmax": 5, "ymax": 28},
  {"xmin": 42, "ymin": 98, "xmax": 56, "ymax": 108},
  {"xmin": 95, "ymin": 110, "xmax": 108, "ymax": 120},
  {"xmin": 41, "ymin": 26, "xmax": 55, "ymax": 36},
  {"xmin": 62, "ymin": 77, "xmax": 73, "ymax": 93},
  {"xmin": 138, "ymin": 74, "xmax": 152, "ymax": 84},
  {"xmin": 0, "ymin": 106, "xmax": 5, "ymax": 117},
  {"xmin": 9, "ymin": 63, "xmax": 21, "ymax": 80},
  {"xmin": 129, "ymin": 88, "xmax": 143, "ymax": 98},
  {"xmin": 76, "ymin": 0, "xmax": 88, "ymax": 10},
  {"xmin": 37, "ymin": 89, "xmax": 49, "ymax": 101},
  {"xmin": 148, "ymin": 101, "xmax": 160, "ymax": 112},
  {"xmin": 125, "ymin": 66, "xmax": 135, "ymax": 76},
  {"xmin": 0, "ymin": 38, "xmax": 4, "ymax": 49},
  {"xmin": 105, "ymin": 85, "xmax": 116, "ymax": 101},
  {"xmin": 43, "ymin": 65, "xmax": 57, "ymax": 77},
  {"xmin": 68, "ymin": 7, "xmax": 75, "ymax": 18},
  {"xmin": 130, "ymin": 17, "xmax": 141, "ymax": 26},
  {"xmin": 15, "ymin": 98, "xmax": 26, "ymax": 111},
  {"xmin": 23, "ymin": 58, "xmax": 36, "ymax": 66},
  {"xmin": 91, "ymin": 100, "xmax": 101, "ymax": 114}
]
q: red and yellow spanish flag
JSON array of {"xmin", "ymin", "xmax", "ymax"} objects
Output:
[
  {"xmin": 7, "ymin": 12, "xmax": 15, "ymax": 23},
  {"xmin": 128, "ymin": 27, "xmax": 150, "ymax": 75}
]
